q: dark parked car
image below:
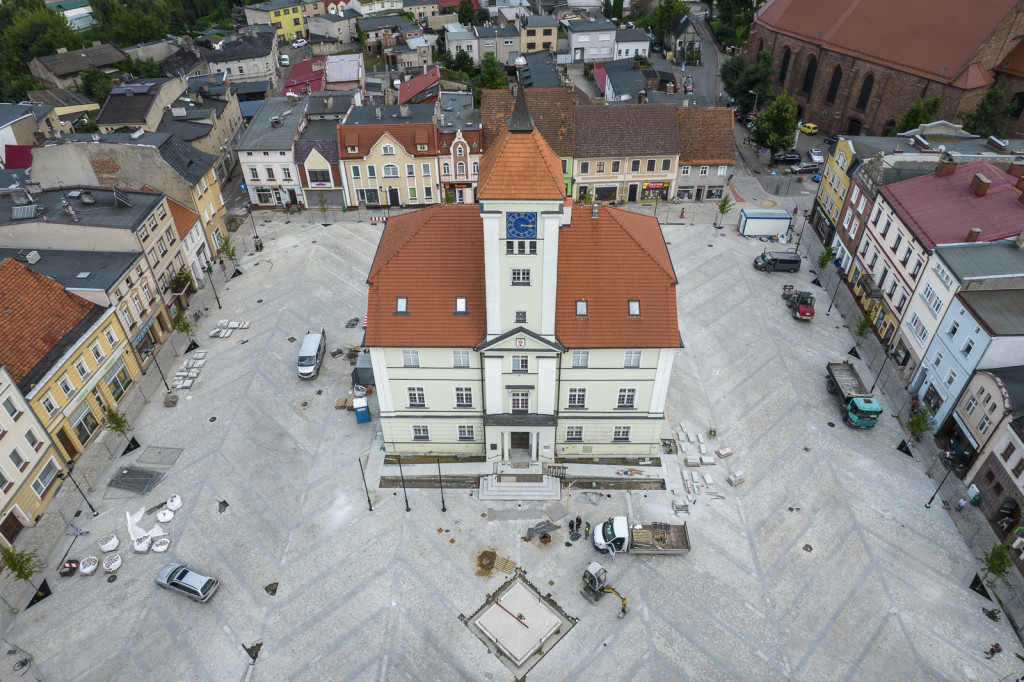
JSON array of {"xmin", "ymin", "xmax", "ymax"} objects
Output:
[
  {"xmin": 155, "ymin": 563, "xmax": 219, "ymax": 602},
  {"xmin": 823, "ymin": 135, "xmax": 839, "ymax": 146},
  {"xmin": 787, "ymin": 162, "xmax": 821, "ymax": 174},
  {"xmin": 773, "ymin": 151, "xmax": 801, "ymax": 164},
  {"xmin": 647, "ymin": 33, "xmax": 663, "ymax": 52}
]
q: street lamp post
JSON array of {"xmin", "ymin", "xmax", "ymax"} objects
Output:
[
  {"xmin": 437, "ymin": 458, "xmax": 446, "ymax": 513},
  {"xmin": 748, "ymin": 89, "xmax": 759, "ymax": 116},
  {"xmin": 149, "ymin": 351, "xmax": 172, "ymax": 393},
  {"xmin": 826, "ymin": 272, "xmax": 843, "ymax": 316},
  {"xmin": 397, "ymin": 456, "xmax": 410, "ymax": 512},
  {"xmin": 796, "ymin": 210, "xmax": 809, "ymax": 251},
  {"xmin": 204, "ymin": 258, "xmax": 222, "ymax": 309},
  {"xmin": 57, "ymin": 465, "xmax": 98, "ymax": 516},
  {"xmin": 358, "ymin": 458, "xmax": 373, "ymax": 512},
  {"xmin": 925, "ymin": 464, "xmax": 956, "ymax": 509}
]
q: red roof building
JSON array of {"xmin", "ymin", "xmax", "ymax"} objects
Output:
[
  {"xmin": 398, "ymin": 66, "xmax": 442, "ymax": 105},
  {"xmin": 364, "ymin": 91, "xmax": 679, "ymax": 465},
  {"xmin": 282, "ymin": 57, "xmax": 327, "ymax": 96}
]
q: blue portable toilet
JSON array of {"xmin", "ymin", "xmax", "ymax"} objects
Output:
[{"xmin": 354, "ymin": 397, "xmax": 370, "ymax": 424}]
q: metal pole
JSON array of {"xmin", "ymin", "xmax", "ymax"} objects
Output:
[
  {"xmin": 869, "ymin": 347, "xmax": 891, "ymax": 393},
  {"xmin": 150, "ymin": 352, "xmax": 172, "ymax": 393},
  {"xmin": 60, "ymin": 466, "xmax": 99, "ymax": 516},
  {"xmin": 397, "ymin": 456, "xmax": 410, "ymax": 512},
  {"xmin": 437, "ymin": 458, "xmax": 446, "ymax": 512},
  {"xmin": 249, "ymin": 209, "xmax": 260, "ymax": 239},
  {"xmin": 925, "ymin": 465, "xmax": 955, "ymax": 508},
  {"xmin": 826, "ymin": 275, "xmax": 843, "ymax": 316},
  {"xmin": 205, "ymin": 259, "xmax": 222, "ymax": 309},
  {"xmin": 358, "ymin": 458, "xmax": 373, "ymax": 511}
]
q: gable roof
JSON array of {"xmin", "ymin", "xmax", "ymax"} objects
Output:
[
  {"xmin": 677, "ymin": 106, "xmax": 735, "ymax": 165},
  {"xmin": 476, "ymin": 98, "xmax": 565, "ymax": 201},
  {"xmin": 398, "ymin": 66, "xmax": 442, "ymax": 104},
  {"xmin": 166, "ymin": 196, "xmax": 200, "ymax": 239},
  {"xmin": 201, "ymin": 36, "xmax": 273, "ymax": 63},
  {"xmin": 753, "ymin": 0, "xmax": 1018, "ymax": 86},
  {"xmin": 365, "ymin": 204, "xmax": 485, "ymax": 346},
  {"xmin": 34, "ymin": 44, "xmax": 127, "ymax": 77},
  {"xmin": 575, "ymin": 104, "xmax": 679, "ymax": 158},
  {"xmin": 0, "ymin": 257, "xmax": 103, "ymax": 391},
  {"xmin": 880, "ymin": 161, "xmax": 1024, "ymax": 251},
  {"xmin": 96, "ymin": 79, "xmax": 177, "ymax": 126},
  {"xmin": 337, "ymin": 121, "xmax": 438, "ymax": 158},
  {"xmin": 557, "ymin": 205, "xmax": 679, "ymax": 348},
  {"xmin": 481, "ymin": 88, "xmax": 579, "ymax": 157}
]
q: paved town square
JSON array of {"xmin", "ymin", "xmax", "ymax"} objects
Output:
[{"xmin": 3, "ymin": 204, "xmax": 1018, "ymax": 681}]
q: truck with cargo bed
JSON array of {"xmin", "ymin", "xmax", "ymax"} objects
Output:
[
  {"xmin": 826, "ymin": 361, "xmax": 883, "ymax": 428},
  {"xmin": 593, "ymin": 516, "xmax": 690, "ymax": 556}
]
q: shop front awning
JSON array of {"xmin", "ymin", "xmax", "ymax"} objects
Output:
[{"xmin": 858, "ymin": 273, "xmax": 883, "ymax": 299}]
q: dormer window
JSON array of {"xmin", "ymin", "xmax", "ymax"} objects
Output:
[
  {"xmin": 628, "ymin": 300, "xmax": 640, "ymax": 316},
  {"xmin": 455, "ymin": 297, "xmax": 467, "ymax": 313},
  {"xmin": 396, "ymin": 297, "xmax": 408, "ymax": 313},
  {"xmin": 576, "ymin": 300, "xmax": 587, "ymax": 316},
  {"xmin": 347, "ymin": 146, "xmax": 358, "ymax": 153}
]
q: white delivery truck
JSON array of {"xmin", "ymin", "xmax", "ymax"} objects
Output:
[{"xmin": 737, "ymin": 208, "xmax": 792, "ymax": 238}]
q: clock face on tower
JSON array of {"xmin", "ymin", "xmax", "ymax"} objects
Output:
[{"xmin": 505, "ymin": 211, "xmax": 538, "ymax": 239}]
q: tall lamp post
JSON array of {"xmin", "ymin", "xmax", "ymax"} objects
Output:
[
  {"xmin": 796, "ymin": 210, "xmax": 810, "ymax": 251},
  {"xmin": 204, "ymin": 258, "xmax": 222, "ymax": 309},
  {"xmin": 56, "ymin": 465, "xmax": 98, "ymax": 516},
  {"xmin": 925, "ymin": 464, "xmax": 956, "ymax": 509},
  {"xmin": 748, "ymin": 89, "xmax": 759, "ymax": 116},
  {"xmin": 149, "ymin": 351, "xmax": 172, "ymax": 393}
]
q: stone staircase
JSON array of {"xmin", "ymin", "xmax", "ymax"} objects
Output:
[{"xmin": 477, "ymin": 473, "xmax": 562, "ymax": 501}]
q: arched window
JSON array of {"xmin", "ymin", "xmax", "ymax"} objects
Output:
[
  {"xmin": 825, "ymin": 66, "xmax": 842, "ymax": 104},
  {"xmin": 800, "ymin": 56, "xmax": 817, "ymax": 95},
  {"xmin": 457, "ymin": 161, "xmax": 466, "ymax": 176},
  {"xmin": 778, "ymin": 48, "xmax": 791, "ymax": 84},
  {"xmin": 443, "ymin": 163, "xmax": 451, "ymax": 175},
  {"xmin": 758, "ymin": 39, "xmax": 764, "ymax": 53},
  {"xmin": 1010, "ymin": 92, "xmax": 1024, "ymax": 119},
  {"xmin": 381, "ymin": 144, "xmax": 395, "ymax": 155},
  {"xmin": 456, "ymin": 146, "xmax": 464, "ymax": 157},
  {"xmin": 472, "ymin": 161, "xmax": 479, "ymax": 174},
  {"xmin": 856, "ymin": 74, "xmax": 874, "ymax": 111},
  {"xmin": 383, "ymin": 164, "xmax": 399, "ymax": 177}
]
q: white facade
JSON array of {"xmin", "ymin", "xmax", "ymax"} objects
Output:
[
  {"xmin": 566, "ymin": 23, "xmax": 616, "ymax": 62},
  {"xmin": 614, "ymin": 38, "xmax": 648, "ymax": 59},
  {"xmin": 241, "ymin": 149, "xmax": 303, "ymax": 208},
  {"xmin": 209, "ymin": 43, "xmax": 280, "ymax": 86},
  {"xmin": 901, "ymin": 253, "xmax": 956, "ymax": 379}
]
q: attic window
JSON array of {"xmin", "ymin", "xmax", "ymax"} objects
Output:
[
  {"xmin": 347, "ymin": 146, "xmax": 358, "ymax": 153},
  {"xmin": 76, "ymin": 272, "xmax": 90, "ymax": 278},
  {"xmin": 417, "ymin": 144, "xmax": 428, "ymax": 151},
  {"xmin": 396, "ymin": 297, "xmax": 408, "ymax": 313},
  {"xmin": 628, "ymin": 300, "xmax": 641, "ymax": 316},
  {"xmin": 576, "ymin": 300, "xmax": 587, "ymax": 316},
  {"xmin": 455, "ymin": 297, "xmax": 467, "ymax": 313}
]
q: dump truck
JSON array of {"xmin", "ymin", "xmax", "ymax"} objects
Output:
[
  {"xmin": 826, "ymin": 361, "xmax": 883, "ymax": 428},
  {"xmin": 593, "ymin": 517, "xmax": 690, "ymax": 556}
]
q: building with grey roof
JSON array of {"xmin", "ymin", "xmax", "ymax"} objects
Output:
[
  {"xmin": 564, "ymin": 18, "xmax": 616, "ymax": 63},
  {"xmin": 519, "ymin": 51, "xmax": 562, "ymax": 89},
  {"xmin": 0, "ymin": 248, "xmax": 139, "ymax": 295},
  {"xmin": 28, "ymin": 43, "xmax": 127, "ymax": 89},
  {"xmin": 97, "ymin": 79, "xmax": 183, "ymax": 132},
  {"xmin": 201, "ymin": 36, "xmax": 279, "ymax": 86},
  {"xmin": 345, "ymin": 102, "xmax": 436, "ymax": 125},
  {"xmin": 237, "ymin": 97, "xmax": 308, "ymax": 209}
]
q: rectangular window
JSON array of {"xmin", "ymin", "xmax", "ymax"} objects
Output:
[
  {"xmin": 458, "ymin": 425, "xmax": 475, "ymax": 441},
  {"xmin": 2, "ymin": 397, "xmax": 20, "ymax": 420},
  {"xmin": 41, "ymin": 395, "xmax": 58, "ymax": 416},
  {"xmin": 576, "ymin": 300, "xmax": 587, "ymax": 316},
  {"xmin": 571, "ymin": 350, "xmax": 589, "ymax": 368},
  {"xmin": 611, "ymin": 161, "xmax": 620, "ymax": 172},
  {"xmin": 662, "ymin": 159, "xmax": 671, "ymax": 171},
  {"xmin": 104, "ymin": 360, "xmax": 132, "ymax": 401},
  {"xmin": 699, "ymin": 166, "xmax": 709, "ymax": 177},
  {"xmin": 628, "ymin": 300, "xmax": 640, "ymax": 316},
  {"xmin": 90, "ymin": 340, "xmax": 105, "ymax": 363},
  {"xmin": 421, "ymin": 163, "xmax": 431, "ymax": 176},
  {"xmin": 979, "ymin": 416, "xmax": 991, "ymax": 435},
  {"xmin": 962, "ymin": 339, "xmax": 974, "ymax": 358},
  {"xmin": 308, "ymin": 170, "xmax": 330, "ymax": 183},
  {"xmin": 624, "ymin": 350, "xmax": 642, "ymax": 368},
  {"xmin": 455, "ymin": 387, "xmax": 473, "ymax": 408},
  {"xmin": 613, "ymin": 426, "xmax": 631, "ymax": 442},
  {"xmin": 32, "ymin": 459, "xmax": 59, "ymax": 496},
  {"xmin": 511, "ymin": 392, "xmax": 529, "ymax": 413},
  {"xmin": 680, "ymin": 165, "xmax": 690, "ymax": 176},
  {"xmin": 1001, "ymin": 443, "xmax": 1016, "ymax": 461},
  {"xmin": 631, "ymin": 160, "xmax": 640, "ymax": 172},
  {"xmin": 58, "ymin": 375, "xmax": 75, "ymax": 397},
  {"xmin": 646, "ymin": 159, "xmax": 655, "ymax": 172},
  {"xmin": 250, "ymin": 167, "xmax": 259, "ymax": 180},
  {"xmin": 409, "ymin": 187, "xmax": 417, "ymax": 201},
  {"xmin": 891, "ymin": 233, "xmax": 902, "ymax": 252},
  {"xmin": 71, "ymin": 404, "xmax": 99, "ymax": 444},
  {"xmin": 367, "ymin": 165, "xmax": 376, "ymax": 179},
  {"xmin": 565, "ymin": 426, "xmax": 583, "ymax": 442},
  {"xmin": 10, "ymin": 447, "xmax": 27, "ymax": 471},
  {"xmin": 896, "ymin": 294, "xmax": 907, "ymax": 312},
  {"xmin": 412, "ymin": 425, "xmax": 429, "ymax": 441},
  {"xmin": 933, "ymin": 351, "xmax": 944, "ymax": 368},
  {"xmin": 567, "ymin": 388, "xmax": 586, "ymax": 408},
  {"xmin": 25, "ymin": 429, "xmax": 40, "ymax": 452},
  {"xmin": 580, "ymin": 161, "xmax": 590, "ymax": 174},
  {"xmin": 596, "ymin": 161, "xmax": 605, "ymax": 173},
  {"xmin": 402, "ymin": 349, "xmax": 419, "ymax": 367},
  {"xmin": 965, "ymin": 396, "xmax": 977, "ymax": 415},
  {"xmin": 512, "ymin": 356, "xmax": 528, "ymax": 373},
  {"xmin": 396, "ymin": 297, "xmax": 407, "ymax": 313},
  {"xmin": 945, "ymin": 369, "xmax": 957, "ymax": 387},
  {"xmin": 0, "ymin": 469, "xmax": 10, "ymax": 494},
  {"xmin": 453, "ymin": 350, "xmax": 470, "ymax": 368},
  {"xmin": 455, "ymin": 297, "xmax": 467, "ymax": 313},
  {"xmin": 407, "ymin": 387, "xmax": 425, "ymax": 407},
  {"xmin": 352, "ymin": 166, "xmax": 361, "ymax": 179},
  {"xmin": 265, "ymin": 167, "xmax": 276, "ymax": 180},
  {"xmin": 511, "ymin": 269, "xmax": 530, "ymax": 286},
  {"xmin": 617, "ymin": 388, "xmax": 636, "ymax": 409},
  {"xmin": 74, "ymin": 357, "xmax": 90, "ymax": 381},
  {"xmin": 1012, "ymin": 459, "xmax": 1024, "ymax": 478},
  {"xmin": 948, "ymin": 321, "xmax": 959, "ymax": 337},
  {"xmin": 515, "ymin": 310, "xmax": 527, "ymax": 323}
]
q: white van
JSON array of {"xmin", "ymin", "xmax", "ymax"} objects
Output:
[
  {"xmin": 280, "ymin": 54, "xmax": 290, "ymax": 67},
  {"xmin": 297, "ymin": 328, "xmax": 326, "ymax": 379}
]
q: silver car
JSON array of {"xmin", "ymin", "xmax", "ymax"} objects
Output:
[
  {"xmin": 155, "ymin": 563, "xmax": 219, "ymax": 602},
  {"xmin": 807, "ymin": 148, "xmax": 824, "ymax": 163}
]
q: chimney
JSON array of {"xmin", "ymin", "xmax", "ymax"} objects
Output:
[
  {"xmin": 592, "ymin": 202, "xmax": 598, "ymax": 218},
  {"xmin": 400, "ymin": 104, "xmax": 410, "ymax": 117},
  {"xmin": 1008, "ymin": 159, "xmax": 1024, "ymax": 179},
  {"xmin": 56, "ymin": 47, "xmax": 67, "ymax": 54},
  {"xmin": 969, "ymin": 172, "xmax": 991, "ymax": 197},
  {"xmin": 987, "ymin": 136, "xmax": 1008, "ymax": 152},
  {"xmin": 965, "ymin": 227, "xmax": 982, "ymax": 242},
  {"xmin": 936, "ymin": 152, "xmax": 956, "ymax": 177},
  {"xmin": 375, "ymin": 107, "xmax": 382, "ymax": 119}
]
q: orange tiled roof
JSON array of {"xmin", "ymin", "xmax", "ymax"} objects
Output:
[
  {"xmin": 166, "ymin": 197, "xmax": 200, "ymax": 240},
  {"xmin": 0, "ymin": 257, "xmax": 100, "ymax": 387},
  {"xmin": 476, "ymin": 125, "xmax": 565, "ymax": 201},
  {"xmin": 556, "ymin": 205, "xmax": 680, "ymax": 348},
  {"xmin": 481, "ymin": 88, "xmax": 580, "ymax": 157},
  {"xmin": 996, "ymin": 39, "xmax": 1024, "ymax": 78},
  {"xmin": 365, "ymin": 204, "xmax": 486, "ymax": 347},
  {"xmin": 337, "ymin": 122, "xmax": 438, "ymax": 158},
  {"xmin": 677, "ymin": 106, "xmax": 736, "ymax": 166}
]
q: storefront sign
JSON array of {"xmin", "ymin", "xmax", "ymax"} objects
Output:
[
  {"xmin": 642, "ymin": 182, "xmax": 666, "ymax": 189},
  {"xmin": 133, "ymin": 317, "xmax": 155, "ymax": 346},
  {"xmin": 444, "ymin": 182, "xmax": 474, "ymax": 189}
]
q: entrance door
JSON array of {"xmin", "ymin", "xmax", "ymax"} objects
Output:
[
  {"xmin": 627, "ymin": 184, "xmax": 638, "ymax": 202},
  {"xmin": 57, "ymin": 428, "xmax": 79, "ymax": 459},
  {"xmin": 389, "ymin": 187, "xmax": 401, "ymax": 206},
  {"xmin": 510, "ymin": 432, "xmax": 531, "ymax": 463},
  {"xmin": 695, "ymin": 187, "xmax": 704, "ymax": 202},
  {"xmin": 288, "ymin": 189, "xmax": 298, "ymax": 207},
  {"xmin": 0, "ymin": 512, "xmax": 24, "ymax": 545}
]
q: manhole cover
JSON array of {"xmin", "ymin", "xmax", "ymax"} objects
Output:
[
  {"xmin": 257, "ymin": 299, "xmax": 263, "ymax": 303},
  {"xmin": 210, "ymin": 417, "xmax": 217, "ymax": 422},
  {"xmin": 107, "ymin": 575, "xmax": 118, "ymax": 583},
  {"xmin": 539, "ymin": 533, "xmax": 551, "ymax": 544},
  {"xmin": 827, "ymin": 421, "xmax": 835, "ymax": 428},
  {"xmin": 300, "ymin": 400, "xmax": 310, "ymax": 409}
]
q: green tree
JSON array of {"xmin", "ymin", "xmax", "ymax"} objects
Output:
[
  {"xmin": 473, "ymin": 7, "xmax": 489, "ymax": 25},
  {"xmin": 602, "ymin": 0, "xmax": 612, "ymax": 19},
  {"xmin": 73, "ymin": 111, "xmax": 99, "ymax": 133},
  {"xmin": 451, "ymin": 49, "xmax": 474, "ymax": 75},
  {"xmin": 103, "ymin": 406, "xmax": 133, "ymax": 454},
  {"xmin": 816, "ymin": 245, "xmax": 835, "ymax": 270},
  {"xmin": 961, "ymin": 86, "xmax": 1009, "ymax": 139},
  {"xmin": 119, "ymin": 57, "xmax": 165, "ymax": 78},
  {"xmin": 173, "ymin": 311, "xmax": 196, "ymax": 346},
  {"xmin": 751, "ymin": 91, "xmax": 797, "ymax": 157},
  {"xmin": 891, "ymin": 96, "xmax": 941, "ymax": 136},
  {"xmin": 0, "ymin": 545, "xmax": 44, "ymax": 594},
  {"xmin": 978, "ymin": 542, "xmax": 1014, "ymax": 587},
  {"xmin": 477, "ymin": 53, "xmax": 507, "ymax": 90},
  {"xmin": 715, "ymin": 193, "xmax": 734, "ymax": 226},
  {"xmin": 853, "ymin": 313, "xmax": 873, "ymax": 345},
  {"xmin": 317, "ymin": 192, "xmax": 330, "ymax": 222},
  {"xmin": 612, "ymin": 0, "xmax": 623, "ymax": 19},
  {"xmin": 220, "ymin": 239, "xmax": 238, "ymax": 264},
  {"xmin": 906, "ymin": 404, "xmax": 935, "ymax": 439},
  {"xmin": 721, "ymin": 50, "xmax": 773, "ymax": 113},
  {"xmin": 645, "ymin": 0, "xmax": 684, "ymax": 43},
  {"xmin": 457, "ymin": 0, "xmax": 473, "ymax": 25},
  {"xmin": 0, "ymin": 7, "xmax": 81, "ymax": 72},
  {"xmin": 79, "ymin": 68, "xmax": 113, "ymax": 103}
]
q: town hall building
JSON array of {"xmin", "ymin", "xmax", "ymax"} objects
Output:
[{"xmin": 363, "ymin": 91, "xmax": 681, "ymax": 471}]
